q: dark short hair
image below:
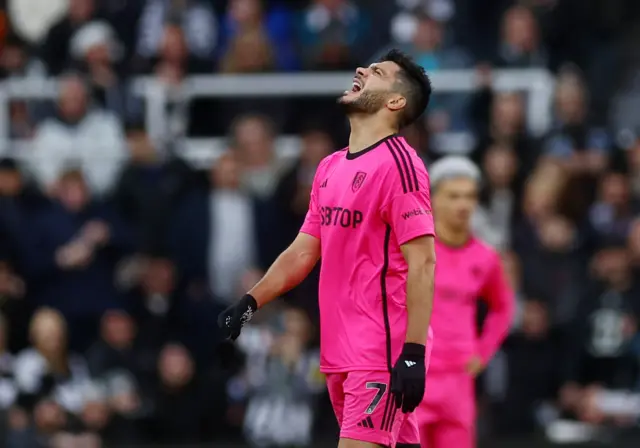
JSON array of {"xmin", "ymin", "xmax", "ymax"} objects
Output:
[
  {"xmin": 124, "ymin": 119, "xmax": 146, "ymax": 135},
  {"xmin": 0, "ymin": 158, "xmax": 18, "ymax": 172},
  {"xmin": 378, "ymin": 49, "xmax": 432, "ymax": 128},
  {"xmin": 229, "ymin": 113, "xmax": 276, "ymax": 148}
]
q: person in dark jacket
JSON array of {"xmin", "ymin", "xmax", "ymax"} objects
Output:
[
  {"xmin": 167, "ymin": 152, "xmax": 274, "ymax": 306},
  {"xmin": 144, "ymin": 343, "xmax": 217, "ymax": 444},
  {"xmin": 558, "ymin": 240, "xmax": 640, "ymax": 423},
  {"xmin": 0, "ymin": 158, "xmax": 47, "ymax": 352},
  {"xmin": 112, "ymin": 123, "xmax": 195, "ymax": 255},
  {"xmin": 20, "ymin": 169, "xmax": 134, "ymax": 351}
]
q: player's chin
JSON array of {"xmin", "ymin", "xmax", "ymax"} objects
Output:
[
  {"xmin": 456, "ymin": 214, "xmax": 473, "ymax": 228},
  {"xmin": 338, "ymin": 90, "xmax": 359, "ymax": 104}
]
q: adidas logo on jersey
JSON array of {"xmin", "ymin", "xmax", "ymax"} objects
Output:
[
  {"xmin": 405, "ymin": 360, "xmax": 417, "ymax": 367},
  {"xmin": 357, "ymin": 416, "xmax": 374, "ymax": 429},
  {"xmin": 320, "ymin": 179, "xmax": 328, "ymax": 188}
]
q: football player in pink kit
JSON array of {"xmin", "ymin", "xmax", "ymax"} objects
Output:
[
  {"xmin": 414, "ymin": 156, "xmax": 515, "ymax": 448},
  {"xmin": 218, "ymin": 49, "xmax": 435, "ymax": 448}
]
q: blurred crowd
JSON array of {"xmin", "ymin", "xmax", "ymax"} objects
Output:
[{"xmin": 0, "ymin": 0, "xmax": 640, "ymax": 446}]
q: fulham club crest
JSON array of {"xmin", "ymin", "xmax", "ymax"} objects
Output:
[{"xmin": 352, "ymin": 171, "xmax": 367, "ymax": 192}]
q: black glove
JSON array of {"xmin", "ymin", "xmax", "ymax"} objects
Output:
[
  {"xmin": 217, "ymin": 294, "xmax": 258, "ymax": 341},
  {"xmin": 390, "ymin": 343, "xmax": 426, "ymax": 413}
]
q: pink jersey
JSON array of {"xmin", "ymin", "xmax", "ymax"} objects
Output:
[
  {"xmin": 300, "ymin": 135, "xmax": 435, "ymax": 373},
  {"xmin": 429, "ymin": 238, "xmax": 514, "ymax": 373}
]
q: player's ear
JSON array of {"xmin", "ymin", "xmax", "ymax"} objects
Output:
[{"xmin": 386, "ymin": 95, "xmax": 406, "ymax": 113}]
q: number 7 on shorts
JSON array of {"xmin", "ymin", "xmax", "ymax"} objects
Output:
[{"xmin": 365, "ymin": 382, "xmax": 387, "ymax": 414}]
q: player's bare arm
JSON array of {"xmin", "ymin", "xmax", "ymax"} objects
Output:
[
  {"xmin": 217, "ymin": 232, "xmax": 320, "ymax": 340},
  {"xmin": 400, "ymin": 235, "xmax": 436, "ymax": 345},
  {"xmin": 249, "ymin": 232, "xmax": 321, "ymax": 306}
]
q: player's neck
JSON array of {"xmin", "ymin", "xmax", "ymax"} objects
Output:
[
  {"xmin": 348, "ymin": 115, "xmax": 397, "ymax": 155},
  {"xmin": 436, "ymin": 223, "xmax": 471, "ymax": 248}
]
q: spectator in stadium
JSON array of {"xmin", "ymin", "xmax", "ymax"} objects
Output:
[
  {"xmin": 559, "ymin": 240, "xmax": 640, "ymax": 423},
  {"xmin": 220, "ymin": 28, "xmax": 275, "ymax": 74},
  {"xmin": 148, "ymin": 23, "xmax": 209, "ymax": 141},
  {"xmin": 86, "ymin": 310, "xmax": 145, "ymax": 386},
  {"xmin": 20, "ymin": 169, "xmax": 134, "ymax": 351},
  {"xmin": 40, "ymin": 0, "xmax": 100, "ymax": 75},
  {"xmin": 0, "ymin": 158, "xmax": 27, "ymax": 272},
  {"xmin": 513, "ymin": 162, "xmax": 589, "ymax": 326},
  {"xmin": 588, "ymin": 171, "xmax": 637, "ymax": 243},
  {"xmin": 0, "ymin": 35, "xmax": 46, "ymax": 139},
  {"xmin": 0, "ymin": 34, "xmax": 45, "ymax": 80},
  {"xmin": 231, "ymin": 114, "xmax": 289, "ymax": 199},
  {"xmin": 168, "ymin": 152, "xmax": 271, "ymax": 306},
  {"xmin": 623, "ymin": 134, "xmax": 640, "ymax": 198},
  {"xmin": 490, "ymin": 299, "xmax": 562, "ymax": 435},
  {"xmin": 296, "ymin": 0, "xmax": 371, "ymax": 70},
  {"xmin": 473, "ymin": 144, "xmax": 519, "ymax": 250},
  {"xmin": 0, "ymin": 158, "xmax": 44, "ymax": 352},
  {"xmin": 627, "ymin": 219, "xmax": 640, "ymax": 270},
  {"xmin": 112, "ymin": 123, "xmax": 194, "ymax": 255},
  {"xmin": 543, "ymin": 69, "xmax": 612, "ymax": 223},
  {"xmin": 218, "ymin": 0, "xmax": 298, "ymax": 72},
  {"xmin": 242, "ymin": 307, "xmax": 323, "ymax": 447},
  {"xmin": 401, "ymin": 120, "xmax": 431, "ymax": 165},
  {"xmin": 0, "ymin": 259, "xmax": 28, "ymax": 353},
  {"xmin": 68, "ymin": 20, "xmax": 137, "ymax": 120},
  {"xmin": 30, "ymin": 74, "xmax": 128, "ymax": 197},
  {"xmin": 119, "ymin": 257, "xmax": 177, "ymax": 350},
  {"xmin": 11, "ymin": 308, "xmax": 104, "ymax": 447},
  {"xmin": 145, "ymin": 343, "xmax": 213, "ymax": 444},
  {"xmin": 471, "ymin": 87, "xmax": 538, "ymax": 185},
  {"xmin": 85, "ymin": 310, "xmax": 147, "ymax": 445},
  {"xmin": 0, "ymin": 157, "xmax": 46, "ymax": 234},
  {"xmin": 502, "ymin": 251, "xmax": 525, "ymax": 329},
  {"xmin": 375, "ymin": 13, "xmax": 472, "ymax": 131},
  {"xmin": 496, "ymin": 5, "xmax": 547, "ymax": 68},
  {"xmin": 135, "ymin": 0, "xmax": 217, "ymax": 65},
  {"xmin": 140, "ymin": 20, "xmax": 212, "ymax": 81},
  {"xmin": 0, "ymin": 313, "xmax": 17, "ymax": 440},
  {"xmin": 543, "ymin": 68, "xmax": 610, "ymax": 177},
  {"xmin": 273, "ymin": 127, "xmax": 333, "ymax": 250}
]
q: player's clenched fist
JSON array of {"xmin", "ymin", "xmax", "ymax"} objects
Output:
[
  {"xmin": 390, "ymin": 343, "xmax": 426, "ymax": 413},
  {"xmin": 217, "ymin": 294, "xmax": 258, "ymax": 340}
]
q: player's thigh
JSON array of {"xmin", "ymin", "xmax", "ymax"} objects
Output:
[
  {"xmin": 396, "ymin": 411, "xmax": 420, "ymax": 446},
  {"xmin": 338, "ymin": 438, "xmax": 420, "ymax": 448},
  {"xmin": 420, "ymin": 373, "xmax": 476, "ymax": 448},
  {"xmin": 428, "ymin": 420, "xmax": 475, "ymax": 448},
  {"xmin": 339, "ymin": 370, "xmax": 407, "ymax": 447},
  {"xmin": 424, "ymin": 371, "xmax": 475, "ymax": 426},
  {"xmin": 338, "ymin": 438, "xmax": 385, "ymax": 448},
  {"xmin": 441, "ymin": 372, "xmax": 476, "ymax": 429},
  {"xmin": 326, "ymin": 373, "xmax": 348, "ymax": 426}
]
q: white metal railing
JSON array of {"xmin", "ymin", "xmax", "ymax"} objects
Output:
[{"xmin": 0, "ymin": 69, "xmax": 555, "ymax": 166}]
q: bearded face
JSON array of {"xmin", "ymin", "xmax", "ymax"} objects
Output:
[{"xmin": 338, "ymin": 89, "xmax": 389, "ymax": 115}]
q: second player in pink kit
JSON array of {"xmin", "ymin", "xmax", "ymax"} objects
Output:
[
  {"xmin": 219, "ymin": 50, "xmax": 436, "ymax": 448},
  {"xmin": 416, "ymin": 157, "xmax": 515, "ymax": 448}
]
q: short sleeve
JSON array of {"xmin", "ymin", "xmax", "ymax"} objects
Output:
[
  {"xmin": 380, "ymin": 152, "xmax": 435, "ymax": 245},
  {"xmin": 382, "ymin": 190, "xmax": 435, "ymax": 245},
  {"xmin": 299, "ymin": 173, "xmax": 322, "ymax": 239}
]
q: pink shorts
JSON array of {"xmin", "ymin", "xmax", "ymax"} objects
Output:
[
  {"xmin": 326, "ymin": 370, "xmax": 420, "ymax": 447},
  {"xmin": 415, "ymin": 371, "xmax": 476, "ymax": 448}
]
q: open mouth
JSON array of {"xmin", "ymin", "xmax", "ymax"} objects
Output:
[{"xmin": 345, "ymin": 78, "xmax": 363, "ymax": 94}]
